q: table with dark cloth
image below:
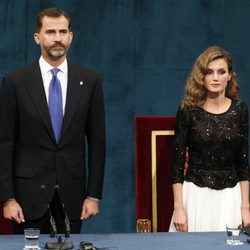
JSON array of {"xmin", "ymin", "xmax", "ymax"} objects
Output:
[{"xmin": 1, "ymin": 232, "xmax": 249, "ymax": 250}]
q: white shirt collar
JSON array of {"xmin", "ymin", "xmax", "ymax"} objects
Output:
[{"xmin": 39, "ymin": 56, "xmax": 68, "ymax": 75}]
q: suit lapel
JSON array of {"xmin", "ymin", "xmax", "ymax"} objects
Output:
[
  {"xmin": 23, "ymin": 62, "xmax": 55, "ymax": 142},
  {"xmin": 62, "ymin": 63, "xmax": 83, "ymax": 137},
  {"xmin": 23, "ymin": 62, "xmax": 84, "ymax": 143}
]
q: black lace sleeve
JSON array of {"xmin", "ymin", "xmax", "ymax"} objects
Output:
[
  {"xmin": 171, "ymin": 106, "xmax": 190, "ymax": 184},
  {"xmin": 236, "ymin": 102, "xmax": 250, "ymax": 181}
]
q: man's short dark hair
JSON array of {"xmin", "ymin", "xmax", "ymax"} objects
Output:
[{"xmin": 36, "ymin": 7, "xmax": 71, "ymax": 33}]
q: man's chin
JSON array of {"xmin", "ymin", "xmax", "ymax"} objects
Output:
[
  {"xmin": 49, "ymin": 54, "xmax": 65, "ymax": 61},
  {"xmin": 47, "ymin": 51, "xmax": 66, "ymax": 61}
]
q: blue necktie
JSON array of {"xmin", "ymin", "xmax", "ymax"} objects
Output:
[{"xmin": 49, "ymin": 68, "xmax": 63, "ymax": 143}]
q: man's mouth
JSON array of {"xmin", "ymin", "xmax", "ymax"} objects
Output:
[{"xmin": 51, "ymin": 44, "xmax": 65, "ymax": 50}]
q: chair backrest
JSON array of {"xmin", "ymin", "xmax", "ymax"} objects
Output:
[{"xmin": 135, "ymin": 116, "xmax": 176, "ymax": 232}]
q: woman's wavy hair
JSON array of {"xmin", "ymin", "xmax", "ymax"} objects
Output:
[{"xmin": 181, "ymin": 46, "xmax": 239, "ymax": 108}]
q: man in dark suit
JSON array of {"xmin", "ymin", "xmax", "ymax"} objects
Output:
[{"xmin": 0, "ymin": 7, "xmax": 105, "ymax": 234}]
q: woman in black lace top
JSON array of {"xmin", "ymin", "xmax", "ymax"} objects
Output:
[{"xmin": 169, "ymin": 46, "xmax": 250, "ymax": 232}]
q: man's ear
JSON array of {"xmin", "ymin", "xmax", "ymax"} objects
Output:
[
  {"xmin": 69, "ymin": 31, "xmax": 73, "ymax": 44},
  {"xmin": 34, "ymin": 33, "xmax": 40, "ymax": 45}
]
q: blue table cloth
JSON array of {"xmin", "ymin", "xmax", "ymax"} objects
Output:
[{"xmin": 0, "ymin": 232, "xmax": 250, "ymax": 250}]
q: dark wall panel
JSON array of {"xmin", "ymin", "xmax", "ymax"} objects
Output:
[
  {"xmin": 0, "ymin": 0, "xmax": 250, "ymax": 233},
  {"xmin": 0, "ymin": 1, "xmax": 27, "ymax": 77}
]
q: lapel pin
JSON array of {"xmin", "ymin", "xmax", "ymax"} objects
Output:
[{"xmin": 79, "ymin": 81, "xmax": 84, "ymax": 86}]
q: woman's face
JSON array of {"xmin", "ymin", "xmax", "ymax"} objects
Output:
[{"xmin": 203, "ymin": 58, "xmax": 232, "ymax": 97}]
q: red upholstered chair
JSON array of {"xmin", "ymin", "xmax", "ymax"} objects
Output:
[
  {"xmin": 135, "ymin": 116, "xmax": 176, "ymax": 232},
  {"xmin": 0, "ymin": 204, "xmax": 13, "ymax": 234}
]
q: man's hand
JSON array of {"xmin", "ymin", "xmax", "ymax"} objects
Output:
[
  {"xmin": 3, "ymin": 199, "xmax": 25, "ymax": 223},
  {"xmin": 80, "ymin": 198, "xmax": 99, "ymax": 220}
]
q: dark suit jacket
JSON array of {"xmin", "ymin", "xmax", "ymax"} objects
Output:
[{"xmin": 0, "ymin": 61, "xmax": 106, "ymax": 220}]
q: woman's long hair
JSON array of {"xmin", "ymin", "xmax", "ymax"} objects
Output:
[{"xmin": 181, "ymin": 46, "xmax": 239, "ymax": 108}]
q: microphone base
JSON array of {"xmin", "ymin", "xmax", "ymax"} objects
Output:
[{"xmin": 45, "ymin": 241, "xmax": 74, "ymax": 250}]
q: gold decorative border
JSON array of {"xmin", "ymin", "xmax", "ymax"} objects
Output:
[{"xmin": 151, "ymin": 130, "xmax": 175, "ymax": 232}]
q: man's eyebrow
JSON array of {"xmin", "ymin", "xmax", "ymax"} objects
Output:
[{"xmin": 45, "ymin": 28, "xmax": 69, "ymax": 32}]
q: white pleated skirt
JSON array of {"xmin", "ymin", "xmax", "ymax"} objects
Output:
[{"xmin": 169, "ymin": 181, "xmax": 242, "ymax": 232}]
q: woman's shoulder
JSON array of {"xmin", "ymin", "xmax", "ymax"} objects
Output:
[
  {"xmin": 177, "ymin": 104, "xmax": 201, "ymax": 115},
  {"xmin": 176, "ymin": 104, "xmax": 189, "ymax": 115},
  {"xmin": 232, "ymin": 98, "xmax": 248, "ymax": 112},
  {"xmin": 176, "ymin": 104, "xmax": 200, "ymax": 123}
]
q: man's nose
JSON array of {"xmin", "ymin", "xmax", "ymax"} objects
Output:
[{"xmin": 54, "ymin": 32, "xmax": 62, "ymax": 42}]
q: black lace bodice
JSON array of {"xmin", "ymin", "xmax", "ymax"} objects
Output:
[{"xmin": 171, "ymin": 99, "xmax": 250, "ymax": 190}]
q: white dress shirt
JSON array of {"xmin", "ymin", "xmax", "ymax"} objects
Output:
[{"xmin": 39, "ymin": 56, "xmax": 68, "ymax": 115}]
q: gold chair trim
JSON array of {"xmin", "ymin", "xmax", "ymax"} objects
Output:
[{"xmin": 151, "ymin": 130, "xmax": 175, "ymax": 232}]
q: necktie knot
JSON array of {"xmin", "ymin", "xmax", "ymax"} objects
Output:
[{"xmin": 52, "ymin": 68, "xmax": 60, "ymax": 77}]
